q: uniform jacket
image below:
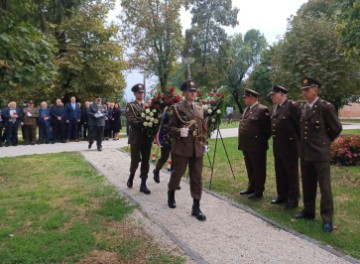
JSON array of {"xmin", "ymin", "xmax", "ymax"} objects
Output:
[
  {"xmin": 271, "ymin": 98, "xmax": 300, "ymax": 158},
  {"xmin": 169, "ymin": 101, "xmax": 207, "ymax": 158},
  {"xmin": 22, "ymin": 106, "xmax": 39, "ymax": 126},
  {"xmin": 2, "ymin": 107, "xmax": 22, "ymax": 125},
  {"xmin": 87, "ymin": 104, "xmax": 107, "ymax": 127},
  {"xmin": 65, "ymin": 102, "xmax": 81, "ymax": 121},
  {"xmin": 125, "ymin": 101, "xmax": 149, "ymax": 145},
  {"xmin": 299, "ymin": 98, "xmax": 342, "ymax": 162},
  {"xmin": 238, "ymin": 102, "xmax": 271, "ymax": 152}
]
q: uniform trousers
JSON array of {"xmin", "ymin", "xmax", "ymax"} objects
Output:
[
  {"xmin": 88, "ymin": 126, "xmax": 104, "ymax": 147},
  {"xmin": 274, "ymin": 156, "xmax": 299, "ymax": 202},
  {"xmin": 168, "ymin": 154, "xmax": 203, "ymax": 200},
  {"xmin": 243, "ymin": 150, "xmax": 267, "ymax": 195},
  {"xmin": 155, "ymin": 145, "xmax": 171, "ymax": 170},
  {"xmin": 23, "ymin": 125, "xmax": 37, "ymax": 144},
  {"xmin": 130, "ymin": 141, "xmax": 152, "ymax": 180},
  {"xmin": 300, "ymin": 160, "xmax": 333, "ymax": 223}
]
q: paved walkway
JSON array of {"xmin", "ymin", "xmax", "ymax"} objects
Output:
[{"xmin": 0, "ymin": 128, "xmax": 358, "ymax": 263}]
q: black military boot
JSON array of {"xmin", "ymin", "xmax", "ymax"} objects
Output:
[
  {"xmin": 153, "ymin": 168, "xmax": 160, "ymax": 183},
  {"xmin": 127, "ymin": 174, "xmax": 134, "ymax": 188},
  {"xmin": 191, "ymin": 199, "xmax": 206, "ymax": 221},
  {"xmin": 167, "ymin": 191, "xmax": 176, "ymax": 208},
  {"xmin": 140, "ymin": 179, "xmax": 151, "ymax": 194}
]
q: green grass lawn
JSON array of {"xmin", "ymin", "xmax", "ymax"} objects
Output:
[
  {"xmin": 201, "ymin": 137, "xmax": 360, "ymax": 259},
  {"xmin": 342, "ymin": 129, "xmax": 360, "ymax": 136},
  {"xmin": 340, "ymin": 119, "xmax": 360, "ymax": 123},
  {"xmin": 0, "ymin": 153, "xmax": 184, "ymax": 264}
]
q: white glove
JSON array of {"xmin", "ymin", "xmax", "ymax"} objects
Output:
[
  {"xmin": 27, "ymin": 112, "xmax": 32, "ymax": 117},
  {"xmin": 180, "ymin": 127, "xmax": 189, "ymax": 137},
  {"xmin": 21, "ymin": 122, "xmax": 24, "ymax": 126},
  {"xmin": 204, "ymin": 145, "xmax": 210, "ymax": 153}
]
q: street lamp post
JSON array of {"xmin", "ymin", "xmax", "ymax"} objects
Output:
[
  {"xmin": 141, "ymin": 70, "xmax": 149, "ymax": 97},
  {"xmin": 184, "ymin": 57, "xmax": 195, "ymax": 81}
]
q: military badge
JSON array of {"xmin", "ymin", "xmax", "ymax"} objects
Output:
[{"xmin": 303, "ymin": 78, "xmax": 308, "ymax": 85}]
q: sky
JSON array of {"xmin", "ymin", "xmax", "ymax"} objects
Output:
[{"xmin": 108, "ymin": 0, "xmax": 308, "ymax": 102}]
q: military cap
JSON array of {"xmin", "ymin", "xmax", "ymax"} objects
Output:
[
  {"xmin": 95, "ymin": 95, "xmax": 102, "ymax": 99},
  {"xmin": 131, "ymin": 83, "xmax": 145, "ymax": 93},
  {"xmin": 180, "ymin": 80, "xmax": 197, "ymax": 92},
  {"xmin": 268, "ymin": 85, "xmax": 288, "ymax": 96},
  {"xmin": 243, "ymin": 88, "xmax": 259, "ymax": 98},
  {"xmin": 301, "ymin": 77, "xmax": 321, "ymax": 90}
]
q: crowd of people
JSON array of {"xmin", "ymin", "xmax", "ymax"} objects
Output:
[
  {"xmin": 1, "ymin": 77, "xmax": 342, "ymax": 233},
  {"xmin": 0, "ymin": 96, "xmax": 122, "ymax": 147}
]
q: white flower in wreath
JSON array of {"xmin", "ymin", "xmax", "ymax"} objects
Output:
[
  {"xmin": 146, "ymin": 109, "xmax": 150, "ymax": 113},
  {"xmin": 149, "ymin": 112, "xmax": 154, "ymax": 117},
  {"xmin": 207, "ymin": 109, "xmax": 212, "ymax": 114},
  {"xmin": 150, "ymin": 117, "xmax": 154, "ymax": 122},
  {"xmin": 148, "ymin": 122, "xmax": 153, "ymax": 127},
  {"xmin": 202, "ymin": 104, "xmax": 209, "ymax": 110},
  {"xmin": 154, "ymin": 119, "xmax": 159, "ymax": 124},
  {"xmin": 211, "ymin": 118, "xmax": 216, "ymax": 123},
  {"xmin": 143, "ymin": 122, "xmax": 148, "ymax": 127},
  {"xmin": 216, "ymin": 109, "xmax": 221, "ymax": 114},
  {"xmin": 145, "ymin": 116, "xmax": 150, "ymax": 120},
  {"xmin": 152, "ymin": 109, "xmax": 157, "ymax": 113},
  {"xmin": 141, "ymin": 113, "xmax": 145, "ymax": 118}
]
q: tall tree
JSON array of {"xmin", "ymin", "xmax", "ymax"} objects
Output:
[
  {"xmin": 184, "ymin": 0, "xmax": 239, "ymax": 86},
  {"xmin": 0, "ymin": 2, "xmax": 57, "ymax": 105},
  {"xmin": 119, "ymin": 0, "xmax": 184, "ymax": 92},
  {"xmin": 56, "ymin": 0, "xmax": 126, "ymax": 99},
  {"xmin": 274, "ymin": 0, "xmax": 360, "ymax": 110},
  {"xmin": 336, "ymin": 0, "xmax": 360, "ymax": 61},
  {"xmin": 218, "ymin": 30, "xmax": 267, "ymax": 113}
]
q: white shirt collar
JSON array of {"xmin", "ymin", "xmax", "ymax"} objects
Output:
[{"xmin": 308, "ymin": 97, "xmax": 319, "ymax": 109}]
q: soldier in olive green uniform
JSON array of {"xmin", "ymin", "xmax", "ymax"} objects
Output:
[
  {"xmin": 125, "ymin": 83, "xmax": 152, "ymax": 195},
  {"xmin": 268, "ymin": 85, "xmax": 300, "ymax": 209},
  {"xmin": 238, "ymin": 89, "xmax": 271, "ymax": 199},
  {"xmin": 167, "ymin": 80, "xmax": 208, "ymax": 221},
  {"xmin": 293, "ymin": 78, "xmax": 342, "ymax": 233}
]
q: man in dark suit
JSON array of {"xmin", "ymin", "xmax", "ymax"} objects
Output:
[
  {"xmin": 87, "ymin": 96, "xmax": 107, "ymax": 151},
  {"xmin": 64, "ymin": 96, "xmax": 81, "ymax": 142},
  {"xmin": 50, "ymin": 99, "xmax": 65, "ymax": 143},
  {"xmin": 125, "ymin": 83, "xmax": 152, "ymax": 194},
  {"xmin": 238, "ymin": 88, "xmax": 271, "ymax": 199},
  {"xmin": 2, "ymin": 101, "xmax": 22, "ymax": 146},
  {"xmin": 269, "ymin": 85, "xmax": 300, "ymax": 209},
  {"xmin": 293, "ymin": 77, "xmax": 342, "ymax": 233},
  {"xmin": 167, "ymin": 80, "xmax": 208, "ymax": 221}
]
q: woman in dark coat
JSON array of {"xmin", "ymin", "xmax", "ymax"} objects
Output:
[{"xmin": 111, "ymin": 103, "xmax": 122, "ymax": 140}]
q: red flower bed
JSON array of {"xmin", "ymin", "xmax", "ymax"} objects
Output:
[{"xmin": 331, "ymin": 135, "xmax": 360, "ymax": 165}]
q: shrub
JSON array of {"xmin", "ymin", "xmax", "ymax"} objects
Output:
[{"xmin": 331, "ymin": 135, "xmax": 360, "ymax": 165}]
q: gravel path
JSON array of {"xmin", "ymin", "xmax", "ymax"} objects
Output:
[
  {"xmin": 0, "ymin": 128, "xmax": 358, "ymax": 264},
  {"xmin": 82, "ymin": 147, "xmax": 356, "ymax": 264}
]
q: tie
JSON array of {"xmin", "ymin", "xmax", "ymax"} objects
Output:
[
  {"xmin": 306, "ymin": 104, "xmax": 311, "ymax": 111},
  {"xmin": 140, "ymin": 103, "xmax": 143, "ymax": 108}
]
